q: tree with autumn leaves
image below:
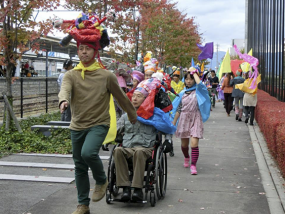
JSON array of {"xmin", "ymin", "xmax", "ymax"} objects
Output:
[
  {"xmin": 0, "ymin": 0, "xmax": 202, "ymax": 129},
  {"xmin": 139, "ymin": 0, "xmax": 201, "ymax": 67},
  {"xmin": 64, "ymin": 0, "xmax": 202, "ymax": 66},
  {"xmin": 0, "ymin": 0, "xmax": 60, "ymax": 128}
]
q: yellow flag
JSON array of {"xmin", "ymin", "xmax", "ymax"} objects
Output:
[
  {"xmin": 201, "ymin": 62, "xmax": 204, "ymax": 72},
  {"xmin": 219, "ymin": 49, "xmax": 231, "ymax": 79},
  {"xmin": 103, "ymin": 95, "xmax": 117, "ymax": 145},
  {"xmin": 248, "ymin": 49, "xmax": 252, "ymax": 56},
  {"xmin": 241, "ymin": 49, "xmax": 252, "ymax": 72}
]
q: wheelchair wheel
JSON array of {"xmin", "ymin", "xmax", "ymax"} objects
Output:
[
  {"xmin": 150, "ymin": 191, "xmax": 156, "ymax": 207},
  {"xmin": 160, "ymin": 152, "xmax": 167, "ymax": 197},
  {"xmin": 106, "ymin": 192, "xmax": 112, "ymax": 204},
  {"xmin": 110, "ymin": 161, "xmax": 119, "ymax": 196},
  {"xmin": 155, "ymin": 146, "xmax": 167, "ymax": 199},
  {"xmin": 145, "ymin": 163, "xmax": 154, "ymax": 201}
]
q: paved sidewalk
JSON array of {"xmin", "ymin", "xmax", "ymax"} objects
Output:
[{"xmin": 0, "ymin": 102, "xmax": 284, "ymax": 214}]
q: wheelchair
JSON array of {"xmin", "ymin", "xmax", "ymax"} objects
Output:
[{"xmin": 105, "ymin": 134, "xmax": 167, "ymax": 207}]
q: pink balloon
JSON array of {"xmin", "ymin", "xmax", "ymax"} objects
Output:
[{"xmin": 233, "ymin": 45, "xmax": 259, "ymax": 89}]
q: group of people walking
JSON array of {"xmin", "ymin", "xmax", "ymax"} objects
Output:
[
  {"xmin": 220, "ymin": 69, "xmax": 257, "ymax": 125},
  {"xmin": 54, "ymin": 10, "xmax": 259, "ymax": 214}
]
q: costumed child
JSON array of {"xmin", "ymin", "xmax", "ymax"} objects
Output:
[
  {"xmin": 172, "ymin": 67, "xmax": 211, "ymax": 175},
  {"xmin": 171, "ymin": 67, "xmax": 184, "ymax": 94}
]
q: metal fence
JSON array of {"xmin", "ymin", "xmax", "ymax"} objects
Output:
[
  {"xmin": 0, "ymin": 77, "xmax": 59, "ymax": 122},
  {"xmin": 247, "ymin": 0, "xmax": 285, "ymax": 102}
]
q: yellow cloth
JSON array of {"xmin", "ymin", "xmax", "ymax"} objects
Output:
[
  {"xmin": 219, "ymin": 49, "xmax": 231, "ymax": 80},
  {"xmin": 201, "ymin": 62, "xmax": 204, "ymax": 73},
  {"xmin": 103, "ymin": 94, "xmax": 117, "ymax": 145},
  {"xmin": 236, "ymin": 74, "xmax": 261, "ymax": 96},
  {"xmin": 74, "ymin": 61, "xmax": 103, "ymax": 80},
  {"xmin": 171, "ymin": 80, "xmax": 184, "ymax": 94},
  {"xmin": 240, "ymin": 49, "xmax": 253, "ymax": 72}
]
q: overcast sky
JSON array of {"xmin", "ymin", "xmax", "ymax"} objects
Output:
[
  {"xmin": 176, "ymin": 0, "xmax": 246, "ymax": 52},
  {"xmin": 35, "ymin": 0, "xmax": 246, "ymax": 53}
]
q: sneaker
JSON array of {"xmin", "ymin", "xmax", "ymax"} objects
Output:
[
  {"xmin": 235, "ymin": 115, "xmax": 238, "ymax": 120},
  {"xmin": 72, "ymin": 205, "xmax": 90, "ymax": 214},
  {"xmin": 92, "ymin": 180, "xmax": 108, "ymax": 202},
  {"xmin": 238, "ymin": 118, "xmax": 242, "ymax": 122},
  {"xmin": 245, "ymin": 118, "xmax": 249, "ymax": 124},
  {"xmin": 190, "ymin": 165, "xmax": 197, "ymax": 175},
  {"xmin": 183, "ymin": 158, "xmax": 190, "ymax": 168}
]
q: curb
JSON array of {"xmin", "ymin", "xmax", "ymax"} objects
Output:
[{"xmin": 248, "ymin": 124, "xmax": 285, "ymax": 214}]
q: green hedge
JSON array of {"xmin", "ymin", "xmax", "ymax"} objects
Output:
[{"xmin": 0, "ymin": 111, "xmax": 72, "ymax": 158}]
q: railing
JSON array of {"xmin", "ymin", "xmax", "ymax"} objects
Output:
[
  {"xmin": 0, "ymin": 77, "xmax": 59, "ymax": 122},
  {"xmin": 247, "ymin": 0, "xmax": 285, "ymax": 102}
]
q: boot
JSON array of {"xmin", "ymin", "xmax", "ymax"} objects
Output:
[
  {"xmin": 238, "ymin": 109, "xmax": 243, "ymax": 121},
  {"xmin": 132, "ymin": 188, "xmax": 143, "ymax": 202},
  {"xmin": 72, "ymin": 205, "xmax": 90, "ymax": 214},
  {"xmin": 92, "ymin": 180, "xmax": 108, "ymax": 202},
  {"xmin": 121, "ymin": 186, "xmax": 131, "ymax": 202}
]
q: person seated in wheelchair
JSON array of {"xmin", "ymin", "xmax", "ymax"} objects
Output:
[{"xmin": 113, "ymin": 88, "xmax": 157, "ymax": 202}]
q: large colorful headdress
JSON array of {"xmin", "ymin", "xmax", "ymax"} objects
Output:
[
  {"xmin": 135, "ymin": 78, "xmax": 162, "ymax": 119},
  {"xmin": 132, "ymin": 70, "xmax": 144, "ymax": 83},
  {"xmin": 143, "ymin": 51, "xmax": 158, "ymax": 73},
  {"xmin": 53, "ymin": 10, "xmax": 115, "ymax": 50}
]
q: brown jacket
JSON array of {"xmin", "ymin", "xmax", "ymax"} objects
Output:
[
  {"xmin": 221, "ymin": 77, "xmax": 233, "ymax": 93},
  {"xmin": 58, "ymin": 68, "xmax": 137, "ymax": 131}
]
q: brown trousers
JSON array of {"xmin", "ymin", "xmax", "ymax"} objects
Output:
[{"xmin": 113, "ymin": 147, "xmax": 153, "ymax": 188}]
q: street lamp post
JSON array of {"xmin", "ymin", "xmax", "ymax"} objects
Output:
[{"xmin": 132, "ymin": 8, "xmax": 140, "ymax": 61}]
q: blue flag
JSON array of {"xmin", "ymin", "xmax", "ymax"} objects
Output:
[{"xmin": 191, "ymin": 58, "xmax": 195, "ymax": 67}]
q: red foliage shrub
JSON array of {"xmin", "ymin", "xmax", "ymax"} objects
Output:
[
  {"xmin": 276, "ymin": 124, "xmax": 285, "ymax": 178},
  {"xmin": 255, "ymin": 90, "xmax": 285, "ymax": 176}
]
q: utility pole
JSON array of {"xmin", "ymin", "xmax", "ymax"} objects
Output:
[{"xmin": 216, "ymin": 43, "xmax": 219, "ymax": 71}]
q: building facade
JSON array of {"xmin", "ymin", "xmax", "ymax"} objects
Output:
[{"xmin": 247, "ymin": 0, "xmax": 285, "ymax": 102}]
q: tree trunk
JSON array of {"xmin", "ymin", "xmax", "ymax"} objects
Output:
[{"xmin": 5, "ymin": 63, "xmax": 13, "ymax": 130}]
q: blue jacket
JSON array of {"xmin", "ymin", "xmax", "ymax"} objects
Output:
[{"xmin": 230, "ymin": 77, "xmax": 245, "ymax": 98}]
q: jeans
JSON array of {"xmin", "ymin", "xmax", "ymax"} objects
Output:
[
  {"xmin": 71, "ymin": 125, "xmax": 109, "ymax": 206},
  {"xmin": 224, "ymin": 93, "xmax": 233, "ymax": 114},
  {"xmin": 244, "ymin": 106, "xmax": 255, "ymax": 124}
]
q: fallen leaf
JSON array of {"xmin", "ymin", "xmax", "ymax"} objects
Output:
[
  {"xmin": 178, "ymin": 199, "xmax": 183, "ymax": 202},
  {"xmin": 42, "ymin": 168, "xmax": 47, "ymax": 171},
  {"xmin": 168, "ymin": 205, "xmax": 173, "ymax": 207}
]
